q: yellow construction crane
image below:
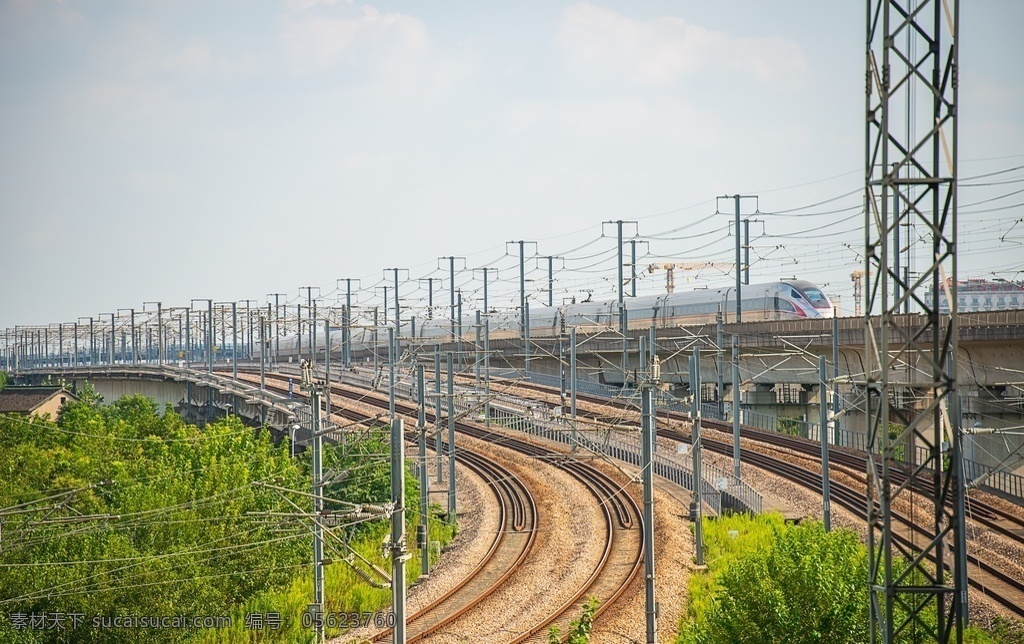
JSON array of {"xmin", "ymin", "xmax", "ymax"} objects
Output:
[
  {"xmin": 850, "ymin": 269, "xmax": 864, "ymax": 317},
  {"xmin": 647, "ymin": 262, "xmax": 733, "ymax": 294}
]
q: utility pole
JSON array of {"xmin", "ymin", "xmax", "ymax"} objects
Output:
[
  {"xmin": 569, "ymin": 326, "xmax": 577, "ymax": 419},
  {"xmin": 388, "ymin": 327, "xmax": 396, "ymax": 417},
  {"xmin": 716, "ymin": 195, "xmax": 757, "ymax": 322},
  {"xmin": 419, "ymin": 277, "xmax": 441, "ymax": 320},
  {"xmin": 732, "ymin": 336, "xmax": 741, "ymax": 479},
  {"xmin": 267, "ymin": 293, "xmax": 285, "ymax": 365},
  {"xmin": 524, "ymin": 299, "xmax": 530, "ymax": 373},
  {"xmin": 628, "ymin": 240, "xmax": 649, "ymax": 297},
  {"xmin": 192, "ymin": 299, "xmax": 213, "ymax": 420},
  {"xmin": 184, "ymin": 309, "xmax": 191, "ymax": 367},
  {"xmin": 548, "ymin": 255, "xmax": 554, "ymax": 307},
  {"xmin": 505, "ymin": 242, "xmax": 537, "ymax": 341},
  {"xmin": 300, "ymin": 360, "xmax": 326, "ymax": 644},
  {"xmin": 324, "ymin": 315, "xmax": 332, "ymax": 421},
  {"xmin": 117, "ymin": 308, "xmax": 137, "ymax": 365},
  {"xmin": 744, "ymin": 219, "xmax": 751, "ymax": 286},
  {"xmin": 640, "ymin": 336, "xmax": 658, "ymax": 644},
  {"xmin": 372, "ymin": 307, "xmax": 380, "ymax": 376},
  {"xmin": 630, "ymin": 240, "xmax": 637, "ymax": 298},
  {"xmin": 417, "ymin": 365, "xmax": 430, "ymax": 576},
  {"xmin": 833, "ymin": 313, "xmax": 841, "ymax": 445},
  {"xmin": 820, "ymin": 355, "xmax": 831, "ymax": 531},
  {"xmin": 865, "ymin": 1, "xmax": 964, "ymax": 640},
  {"xmin": 446, "ymin": 351, "xmax": 456, "ymax": 521},
  {"xmin": 438, "ymin": 256, "xmax": 466, "ymax": 342},
  {"xmin": 336, "ymin": 280, "xmax": 359, "ymax": 368},
  {"xmin": 474, "ymin": 311, "xmax": 482, "ymax": 385},
  {"xmin": 477, "ymin": 266, "xmax": 493, "ymax": 407},
  {"xmin": 191, "ymin": 300, "xmax": 213, "ymax": 374},
  {"xmin": 456, "ymin": 290, "xmax": 463, "ymax": 369},
  {"xmin": 216, "ymin": 302, "xmax": 238, "ymax": 380},
  {"xmin": 130, "ymin": 309, "xmax": 136, "ymax": 364},
  {"xmin": 144, "ymin": 303, "xmax": 163, "ymax": 366},
  {"xmin": 617, "ymin": 222, "xmax": 626, "ymax": 381},
  {"xmin": 81, "ymin": 317, "xmax": 94, "ymax": 366},
  {"xmin": 434, "ymin": 345, "xmax": 443, "ymax": 484},
  {"xmin": 107, "ymin": 313, "xmax": 115, "ymax": 365},
  {"xmin": 240, "ymin": 300, "xmax": 258, "ymax": 360},
  {"xmin": 560, "ymin": 334, "xmax": 568, "ymax": 418},
  {"xmin": 388, "ymin": 329, "xmax": 407, "ymax": 642},
  {"xmin": 259, "ymin": 314, "xmax": 267, "ymax": 393},
  {"xmin": 690, "ymin": 348, "xmax": 705, "ymax": 566},
  {"xmin": 472, "ymin": 267, "xmax": 497, "ymax": 315},
  {"xmin": 385, "ymin": 269, "xmax": 409, "ymax": 339},
  {"xmin": 483, "ymin": 317, "xmax": 491, "ymax": 427},
  {"xmin": 716, "ymin": 307, "xmax": 724, "ymax": 418},
  {"xmin": 299, "ymin": 287, "xmax": 320, "ymax": 359},
  {"xmin": 617, "ymin": 221, "xmax": 624, "ymax": 310},
  {"xmin": 536, "ymin": 256, "xmax": 564, "ymax": 307},
  {"xmin": 602, "ymin": 221, "xmax": 637, "ymax": 383},
  {"xmin": 296, "ymin": 304, "xmax": 303, "ymax": 359}
]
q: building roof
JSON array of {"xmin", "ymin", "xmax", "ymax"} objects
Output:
[{"xmin": 0, "ymin": 386, "xmax": 77, "ymax": 415}]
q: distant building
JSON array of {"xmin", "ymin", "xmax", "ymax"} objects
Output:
[
  {"xmin": 933, "ymin": 279, "xmax": 1024, "ymax": 314},
  {"xmin": 0, "ymin": 386, "xmax": 78, "ymax": 418}
]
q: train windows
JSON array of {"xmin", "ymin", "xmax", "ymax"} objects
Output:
[
  {"xmin": 800, "ymin": 287, "xmax": 831, "ymax": 309},
  {"xmin": 776, "ymin": 298, "xmax": 796, "ymax": 312}
]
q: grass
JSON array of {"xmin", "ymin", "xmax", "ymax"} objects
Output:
[{"xmin": 199, "ymin": 510, "xmax": 456, "ymax": 643}]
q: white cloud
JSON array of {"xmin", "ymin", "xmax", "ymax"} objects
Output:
[
  {"xmin": 88, "ymin": 21, "xmax": 259, "ymax": 83},
  {"xmin": 557, "ymin": 2, "xmax": 808, "ymax": 87},
  {"xmin": 286, "ymin": 0, "xmax": 352, "ymax": 10},
  {"xmin": 498, "ymin": 96, "xmax": 722, "ymax": 146},
  {"xmin": 281, "ymin": 6, "xmax": 431, "ymax": 76},
  {"xmin": 279, "ymin": 4, "xmax": 477, "ymax": 99}
]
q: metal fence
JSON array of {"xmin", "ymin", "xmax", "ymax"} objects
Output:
[
  {"xmin": 733, "ymin": 407, "xmax": 1023, "ymax": 501},
  {"xmin": 337, "ymin": 364, "xmax": 1023, "ymax": 504},
  {"xmin": 338, "ymin": 365, "xmax": 763, "ymax": 515}
]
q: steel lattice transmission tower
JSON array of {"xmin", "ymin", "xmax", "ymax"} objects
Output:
[{"xmin": 864, "ymin": 0, "xmax": 967, "ymax": 642}]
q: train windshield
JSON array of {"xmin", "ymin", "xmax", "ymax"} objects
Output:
[{"xmin": 800, "ymin": 287, "xmax": 831, "ymax": 309}]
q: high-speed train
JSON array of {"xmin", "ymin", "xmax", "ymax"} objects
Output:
[{"xmin": 269, "ymin": 280, "xmax": 833, "ymax": 358}]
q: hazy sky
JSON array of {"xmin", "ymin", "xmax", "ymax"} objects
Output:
[{"xmin": 2, "ymin": 1, "xmax": 1022, "ymax": 333}]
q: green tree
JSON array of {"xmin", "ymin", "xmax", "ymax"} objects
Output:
[
  {"xmin": 0, "ymin": 396, "xmax": 309, "ymax": 643},
  {"xmin": 1, "ymin": 399, "xmax": 456, "ymax": 643},
  {"xmin": 680, "ymin": 517, "xmax": 867, "ymax": 644}
]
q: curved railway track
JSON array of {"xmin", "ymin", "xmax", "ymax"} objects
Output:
[
  {"xmin": 253, "ymin": 374, "xmax": 537, "ymax": 641},
  {"xmin": 377, "ymin": 447, "xmax": 538, "ymax": 642},
  {"xmin": 250, "ymin": 371, "xmax": 645, "ymax": 640},
  {"xmin": 489, "ymin": 375, "xmax": 1024, "ymax": 620}
]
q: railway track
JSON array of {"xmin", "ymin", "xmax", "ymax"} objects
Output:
[
  {"xmin": 485, "ymin": 374, "xmax": 1024, "ymax": 620},
  {"xmin": 481, "ymin": 431, "xmax": 642, "ymax": 643},
  {"xmin": 378, "ymin": 447, "xmax": 538, "ymax": 642},
  {"xmin": 249, "ymin": 371, "xmax": 645, "ymax": 640},
  {"xmin": 253, "ymin": 374, "xmax": 538, "ymax": 641}
]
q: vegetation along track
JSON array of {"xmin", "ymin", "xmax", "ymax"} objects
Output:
[
  {"xmin": 248, "ymin": 371, "xmax": 644, "ymax": 640},
  {"xmin": 249, "ymin": 373, "xmax": 537, "ymax": 641},
  {"xmin": 492, "ymin": 375, "xmax": 1024, "ymax": 620}
]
